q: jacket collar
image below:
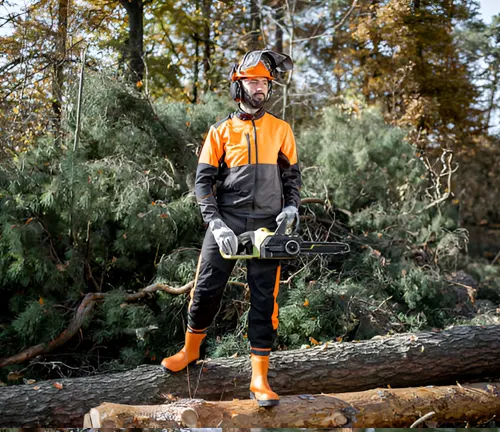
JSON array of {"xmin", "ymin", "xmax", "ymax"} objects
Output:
[{"xmin": 235, "ymin": 105, "xmax": 266, "ymax": 121}]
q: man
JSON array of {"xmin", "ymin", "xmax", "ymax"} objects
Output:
[{"xmin": 161, "ymin": 50, "xmax": 301, "ymax": 407}]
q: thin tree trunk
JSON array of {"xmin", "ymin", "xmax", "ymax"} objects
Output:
[
  {"xmin": 192, "ymin": 34, "xmax": 200, "ymax": 103},
  {"xmin": 52, "ymin": 0, "xmax": 68, "ymax": 145},
  {"xmin": 486, "ymin": 65, "xmax": 499, "ymax": 129},
  {"xmin": 1, "ymin": 325, "xmax": 499, "ymax": 427},
  {"xmin": 274, "ymin": 4, "xmax": 283, "ymax": 53},
  {"xmin": 249, "ymin": 0, "xmax": 261, "ymax": 50},
  {"xmin": 202, "ymin": 0, "xmax": 211, "ymax": 91},
  {"xmin": 119, "ymin": 0, "xmax": 144, "ymax": 83}
]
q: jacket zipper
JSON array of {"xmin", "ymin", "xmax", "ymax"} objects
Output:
[
  {"xmin": 245, "ymin": 133, "xmax": 251, "ymax": 164},
  {"xmin": 251, "ymin": 120, "xmax": 258, "ymax": 210}
]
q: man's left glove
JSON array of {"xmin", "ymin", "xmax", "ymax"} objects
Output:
[
  {"xmin": 276, "ymin": 205, "xmax": 299, "ymax": 234},
  {"xmin": 209, "ymin": 219, "xmax": 238, "ymax": 256}
]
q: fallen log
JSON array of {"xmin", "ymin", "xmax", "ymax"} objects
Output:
[
  {"xmin": 1, "ymin": 324, "xmax": 500, "ymax": 427},
  {"xmin": 87, "ymin": 382, "xmax": 500, "ymax": 428}
]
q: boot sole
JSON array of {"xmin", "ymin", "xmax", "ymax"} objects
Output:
[{"xmin": 250, "ymin": 391, "xmax": 279, "ymax": 407}]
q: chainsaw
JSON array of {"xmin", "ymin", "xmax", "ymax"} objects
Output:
[{"xmin": 221, "ymin": 218, "xmax": 350, "ymax": 259}]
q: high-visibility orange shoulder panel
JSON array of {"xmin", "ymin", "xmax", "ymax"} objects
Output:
[{"xmin": 199, "ymin": 126, "xmax": 224, "ymax": 167}]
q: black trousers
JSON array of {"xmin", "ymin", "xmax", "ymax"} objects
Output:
[{"xmin": 187, "ymin": 212, "xmax": 281, "ymax": 349}]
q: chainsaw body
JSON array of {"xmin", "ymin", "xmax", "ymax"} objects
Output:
[{"xmin": 220, "ymin": 219, "xmax": 349, "ymax": 260}]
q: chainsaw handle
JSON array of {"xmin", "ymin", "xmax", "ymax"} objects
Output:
[{"xmin": 237, "ymin": 231, "xmax": 255, "ymax": 255}]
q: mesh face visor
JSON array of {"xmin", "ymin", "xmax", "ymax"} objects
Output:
[{"xmin": 237, "ymin": 50, "xmax": 293, "ymax": 76}]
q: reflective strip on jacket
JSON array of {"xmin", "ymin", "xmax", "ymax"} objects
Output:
[{"xmin": 195, "ymin": 108, "xmax": 302, "ymax": 223}]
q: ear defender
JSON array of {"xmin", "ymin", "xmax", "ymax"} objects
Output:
[
  {"xmin": 230, "ymin": 81, "xmax": 242, "ymax": 102},
  {"xmin": 229, "ymin": 63, "xmax": 242, "ymax": 102}
]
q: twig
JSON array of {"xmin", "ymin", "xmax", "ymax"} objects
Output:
[
  {"xmin": 293, "ymin": 0, "xmax": 359, "ymax": 43},
  {"xmin": 193, "ymin": 359, "xmax": 205, "ymax": 399},
  {"xmin": 73, "ymin": 48, "xmax": 86, "ymax": 152},
  {"xmin": 491, "ymin": 250, "xmax": 500, "ymax": 265},
  {"xmin": 373, "ymin": 296, "xmax": 393, "ymax": 312},
  {"xmin": 410, "ymin": 411, "xmax": 435, "ymax": 428}
]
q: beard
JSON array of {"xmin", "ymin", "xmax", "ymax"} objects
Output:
[{"xmin": 242, "ymin": 87, "xmax": 266, "ymax": 109}]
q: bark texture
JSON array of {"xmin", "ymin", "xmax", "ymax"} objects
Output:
[
  {"xmin": 1, "ymin": 325, "xmax": 499, "ymax": 427},
  {"xmin": 87, "ymin": 382, "xmax": 500, "ymax": 428}
]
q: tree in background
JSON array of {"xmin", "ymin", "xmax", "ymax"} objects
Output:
[{"xmin": 456, "ymin": 13, "xmax": 500, "ymax": 134}]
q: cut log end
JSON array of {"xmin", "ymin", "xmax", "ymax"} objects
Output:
[{"xmin": 180, "ymin": 407, "xmax": 199, "ymax": 428}]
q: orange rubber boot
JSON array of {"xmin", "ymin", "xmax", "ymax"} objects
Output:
[
  {"xmin": 249, "ymin": 353, "xmax": 280, "ymax": 407},
  {"xmin": 161, "ymin": 328, "xmax": 206, "ymax": 372}
]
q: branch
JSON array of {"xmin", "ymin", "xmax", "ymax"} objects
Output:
[
  {"xmin": 420, "ymin": 149, "xmax": 457, "ymax": 212},
  {"xmin": 293, "ymin": 0, "xmax": 359, "ymax": 43},
  {"xmin": 0, "ymin": 280, "xmax": 195, "ymax": 368},
  {"xmin": 0, "ymin": 293, "xmax": 104, "ymax": 368}
]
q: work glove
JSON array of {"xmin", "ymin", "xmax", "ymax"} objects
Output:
[
  {"xmin": 276, "ymin": 205, "xmax": 299, "ymax": 234},
  {"xmin": 209, "ymin": 219, "xmax": 238, "ymax": 256}
]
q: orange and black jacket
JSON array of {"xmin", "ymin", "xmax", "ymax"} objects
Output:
[{"xmin": 195, "ymin": 108, "xmax": 301, "ymax": 223}]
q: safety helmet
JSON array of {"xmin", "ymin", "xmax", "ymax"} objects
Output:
[
  {"xmin": 232, "ymin": 60, "xmax": 274, "ymax": 81},
  {"xmin": 229, "ymin": 50, "xmax": 293, "ymax": 102}
]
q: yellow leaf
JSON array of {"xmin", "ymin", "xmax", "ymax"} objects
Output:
[
  {"xmin": 38, "ymin": 297, "xmax": 44, "ymax": 305},
  {"xmin": 7, "ymin": 371, "xmax": 23, "ymax": 381},
  {"xmin": 25, "ymin": 217, "xmax": 34, "ymax": 225},
  {"xmin": 309, "ymin": 337, "xmax": 320, "ymax": 346},
  {"xmin": 12, "ymin": 107, "xmax": 19, "ymax": 114},
  {"xmin": 303, "ymin": 298, "xmax": 309, "ymax": 307}
]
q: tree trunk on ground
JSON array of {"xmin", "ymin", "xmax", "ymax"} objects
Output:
[
  {"xmin": 86, "ymin": 382, "xmax": 500, "ymax": 428},
  {"xmin": 1, "ymin": 325, "xmax": 499, "ymax": 427}
]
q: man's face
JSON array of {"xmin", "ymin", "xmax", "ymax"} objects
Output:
[{"xmin": 241, "ymin": 77, "xmax": 269, "ymax": 109}]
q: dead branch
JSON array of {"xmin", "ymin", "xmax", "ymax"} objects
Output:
[
  {"xmin": 0, "ymin": 280, "xmax": 194, "ymax": 368},
  {"xmin": 420, "ymin": 149, "xmax": 458, "ymax": 212}
]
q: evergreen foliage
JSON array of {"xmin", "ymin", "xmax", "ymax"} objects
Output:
[
  {"xmin": 0, "ymin": 72, "xmax": 479, "ymax": 380},
  {"xmin": 0, "ymin": 73, "xmax": 233, "ymax": 379}
]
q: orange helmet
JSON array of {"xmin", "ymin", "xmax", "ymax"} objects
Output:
[{"xmin": 232, "ymin": 60, "xmax": 274, "ymax": 81}]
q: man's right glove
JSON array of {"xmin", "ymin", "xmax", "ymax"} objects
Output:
[
  {"xmin": 209, "ymin": 219, "xmax": 238, "ymax": 256},
  {"xmin": 276, "ymin": 205, "xmax": 299, "ymax": 234}
]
